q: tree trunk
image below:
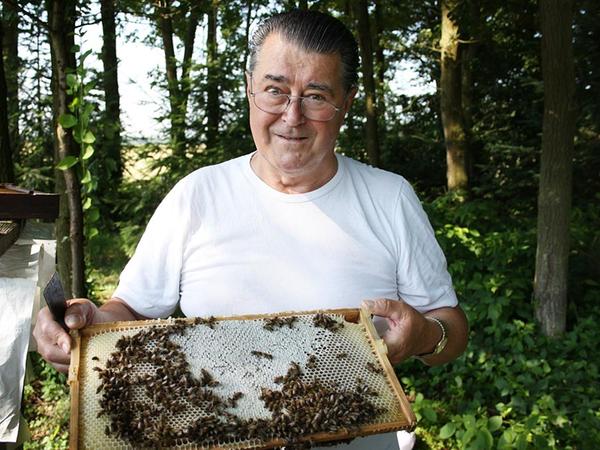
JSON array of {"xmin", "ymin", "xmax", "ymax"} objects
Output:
[
  {"xmin": 48, "ymin": 0, "xmax": 86, "ymax": 298},
  {"xmin": 353, "ymin": 0, "xmax": 380, "ymax": 167},
  {"xmin": 373, "ymin": 0, "xmax": 386, "ymax": 121},
  {"xmin": 440, "ymin": 0, "xmax": 469, "ymax": 194},
  {"xmin": 181, "ymin": 3, "xmax": 199, "ymax": 119},
  {"xmin": 460, "ymin": 42, "xmax": 476, "ymax": 183},
  {"xmin": 461, "ymin": 0, "xmax": 481, "ymax": 182},
  {"xmin": 99, "ymin": 0, "xmax": 122, "ymax": 202},
  {"xmin": 242, "ymin": 0, "xmax": 252, "ymax": 77},
  {"xmin": 2, "ymin": 2, "xmax": 19, "ymax": 168},
  {"xmin": 155, "ymin": 0, "xmax": 198, "ymax": 156},
  {"xmin": 155, "ymin": 0, "xmax": 185, "ymax": 154},
  {"xmin": 0, "ymin": 20, "xmax": 14, "ymax": 183},
  {"xmin": 534, "ymin": 0, "xmax": 576, "ymax": 337},
  {"xmin": 205, "ymin": 0, "xmax": 219, "ymax": 149}
]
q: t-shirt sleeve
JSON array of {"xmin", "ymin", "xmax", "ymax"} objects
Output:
[
  {"xmin": 112, "ymin": 180, "xmax": 193, "ymax": 318},
  {"xmin": 393, "ymin": 181, "xmax": 458, "ymax": 312}
]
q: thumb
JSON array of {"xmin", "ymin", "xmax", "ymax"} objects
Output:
[
  {"xmin": 361, "ymin": 298, "xmax": 399, "ymax": 319},
  {"xmin": 64, "ymin": 300, "xmax": 95, "ymax": 330}
]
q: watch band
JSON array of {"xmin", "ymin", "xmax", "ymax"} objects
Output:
[{"xmin": 415, "ymin": 317, "xmax": 448, "ymax": 359}]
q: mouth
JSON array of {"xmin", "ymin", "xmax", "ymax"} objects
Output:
[{"xmin": 274, "ymin": 133, "xmax": 307, "ymax": 142}]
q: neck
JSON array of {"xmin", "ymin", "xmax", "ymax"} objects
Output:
[{"xmin": 250, "ymin": 152, "xmax": 338, "ymax": 194}]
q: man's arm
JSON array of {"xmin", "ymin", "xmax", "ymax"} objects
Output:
[
  {"xmin": 362, "ymin": 298, "xmax": 468, "ymax": 366},
  {"xmin": 33, "ymin": 297, "xmax": 149, "ymax": 373}
]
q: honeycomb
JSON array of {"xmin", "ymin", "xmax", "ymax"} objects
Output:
[{"xmin": 68, "ymin": 308, "xmax": 415, "ymax": 449}]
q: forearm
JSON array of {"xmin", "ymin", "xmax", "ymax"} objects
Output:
[
  {"xmin": 93, "ymin": 297, "xmax": 150, "ymax": 324},
  {"xmin": 419, "ymin": 305, "xmax": 469, "ymax": 366}
]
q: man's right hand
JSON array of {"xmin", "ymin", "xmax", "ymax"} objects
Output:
[
  {"xmin": 33, "ymin": 297, "xmax": 148, "ymax": 373},
  {"xmin": 33, "ymin": 298, "xmax": 99, "ymax": 373}
]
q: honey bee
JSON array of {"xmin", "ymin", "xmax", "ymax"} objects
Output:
[
  {"xmin": 251, "ymin": 350, "xmax": 274, "ymax": 360},
  {"xmin": 366, "ymin": 361, "xmax": 383, "ymax": 375},
  {"xmin": 194, "ymin": 316, "xmax": 218, "ymax": 329}
]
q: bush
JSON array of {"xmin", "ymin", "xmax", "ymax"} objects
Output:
[{"xmin": 397, "ymin": 195, "xmax": 600, "ymax": 450}]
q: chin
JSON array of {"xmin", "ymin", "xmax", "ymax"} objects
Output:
[
  {"xmin": 276, "ymin": 159, "xmax": 310, "ymax": 174},
  {"xmin": 273, "ymin": 148, "xmax": 309, "ymax": 164}
]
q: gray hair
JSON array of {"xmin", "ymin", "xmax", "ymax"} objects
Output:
[{"xmin": 248, "ymin": 10, "xmax": 359, "ymax": 92}]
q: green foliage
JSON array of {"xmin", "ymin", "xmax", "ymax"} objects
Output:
[
  {"xmin": 399, "ymin": 196, "xmax": 600, "ymax": 450},
  {"xmin": 23, "ymin": 355, "xmax": 69, "ymax": 449},
  {"xmin": 57, "ymin": 45, "xmax": 100, "ymax": 241}
]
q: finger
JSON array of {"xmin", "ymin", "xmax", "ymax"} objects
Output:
[
  {"xmin": 51, "ymin": 362, "xmax": 70, "ymax": 374},
  {"xmin": 361, "ymin": 298, "xmax": 404, "ymax": 320},
  {"xmin": 64, "ymin": 300, "xmax": 94, "ymax": 330},
  {"xmin": 38, "ymin": 338, "xmax": 71, "ymax": 365},
  {"xmin": 380, "ymin": 334, "xmax": 408, "ymax": 365},
  {"xmin": 34, "ymin": 307, "xmax": 71, "ymax": 353},
  {"xmin": 34, "ymin": 325, "xmax": 71, "ymax": 368}
]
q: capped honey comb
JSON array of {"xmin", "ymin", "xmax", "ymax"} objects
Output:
[{"xmin": 68, "ymin": 308, "xmax": 416, "ymax": 449}]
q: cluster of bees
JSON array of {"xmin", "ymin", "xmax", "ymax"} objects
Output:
[
  {"xmin": 259, "ymin": 361, "xmax": 384, "ymax": 445},
  {"xmin": 263, "ymin": 316, "xmax": 298, "ymax": 331},
  {"xmin": 92, "ymin": 314, "xmax": 384, "ymax": 448},
  {"xmin": 312, "ymin": 313, "xmax": 345, "ymax": 332}
]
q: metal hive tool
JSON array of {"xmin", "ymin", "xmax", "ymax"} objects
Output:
[{"xmin": 68, "ymin": 308, "xmax": 416, "ymax": 449}]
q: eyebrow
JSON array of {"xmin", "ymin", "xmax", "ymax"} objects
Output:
[{"xmin": 262, "ymin": 74, "xmax": 335, "ymax": 96}]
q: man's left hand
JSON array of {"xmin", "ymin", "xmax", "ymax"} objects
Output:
[{"xmin": 361, "ymin": 298, "xmax": 468, "ymax": 366}]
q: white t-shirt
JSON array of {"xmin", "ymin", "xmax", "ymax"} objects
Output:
[
  {"xmin": 114, "ymin": 152, "xmax": 457, "ymax": 318},
  {"xmin": 113, "ymin": 152, "xmax": 457, "ymax": 450}
]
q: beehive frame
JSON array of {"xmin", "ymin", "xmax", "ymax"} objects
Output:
[{"xmin": 69, "ymin": 308, "xmax": 416, "ymax": 449}]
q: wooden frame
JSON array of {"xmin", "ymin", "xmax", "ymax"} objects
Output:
[{"xmin": 68, "ymin": 308, "xmax": 416, "ymax": 449}]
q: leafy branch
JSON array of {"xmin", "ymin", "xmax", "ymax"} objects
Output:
[{"xmin": 56, "ymin": 46, "xmax": 99, "ymax": 240}]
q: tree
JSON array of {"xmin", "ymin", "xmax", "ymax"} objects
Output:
[
  {"xmin": 372, "ymin": 0, "xmax": 386, "ymax": 121},
  {"xmin": 353, "ymin": 0, "xmax": 380, "ymax": 167},
  {"xmin": 439, "ymin": 0, "xmax": 469, "ymax": 194},
  {"xmin": 98, "ymin": 0, "xmax": 123, "ymax": 210},
  {"xmin": 48, "ymin": 0, "xmax": 86, "ymax": 298},
  {"xmin": 205, "ymin": 0, "xmax": 220, "ymax": 149},
  {"xmin": 241, "ymin": 0, "xmax": 252, "ymax": 74},
  {"xmin": 2, "ymin": 1, "xmax": 19, "ymax": 168},
  {"xmin": 534, "ymin": 0, "xmax": 576, "ymax": 337},
  {"xmin": 0, "ymin": 20, "xmax": 14, "ymax": 183},
  {"xmin": 154, "ymin": 0, "xmax": 199, "ymax": 156}
]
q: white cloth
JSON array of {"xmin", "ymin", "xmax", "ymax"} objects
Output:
[
  {"xmin": 0, "ymin": 222, "xmax": 55, "ymax": 443},
  {"xmin": 114, "ymin": 152, "xmax": 456, "ymax": 449},
  {"xmin": 115, "ymin": 152, "xmax": 456, "ymax": 318}
]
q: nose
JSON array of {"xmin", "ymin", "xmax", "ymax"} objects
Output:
[{"xmin": 281, "ymin": 96, "xmax": 305, "ymax": 126}]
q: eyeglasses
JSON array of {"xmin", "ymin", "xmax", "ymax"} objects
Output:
[{"xmin": 248, "ymin": 75, "xmax": 342, "ymax": 122}]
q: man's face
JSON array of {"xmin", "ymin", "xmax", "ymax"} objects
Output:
[{"xmin": 247, "ymin": 33, "xmax": 355, "ymax": 187}]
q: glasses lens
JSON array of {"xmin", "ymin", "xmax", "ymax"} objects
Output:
[
  {"xmin": 302, "ymin": 97, "xmax": 337, "ymax": 121},
  {"xmin": 253, "ymin": 92, "xmax": 338, "ymax": 122},
  {"xmin": 253, "ymin": 92, "xmax": 287, "ymax": 114}
]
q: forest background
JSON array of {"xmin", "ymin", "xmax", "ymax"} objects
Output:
[{"xmin": 0, "ymin": 0, "xmax": 599, "ymax": 449}]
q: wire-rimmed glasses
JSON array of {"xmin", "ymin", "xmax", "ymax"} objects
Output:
[{"xmin": 248, "ymin": 74, "xmax": 342, "ymax": 122}]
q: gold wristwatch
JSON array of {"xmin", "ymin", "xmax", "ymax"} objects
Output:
[{"xmin": 415, "ymin": 317, "xmax": 448, "ymax": 361}]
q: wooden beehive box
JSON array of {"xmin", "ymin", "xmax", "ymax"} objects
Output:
[
  {"xmin": 0, "ymin": 184, "xmax": 59, "ymax": 221},
  {"xmin": 68, "ymin": 308, "xmax": 416, "ymax": 449}
]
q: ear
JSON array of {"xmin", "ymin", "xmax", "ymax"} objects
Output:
[
  {"xmin": 245, "ymin": 71, "xmax": 252, "ymax": 101},
  {"xmin": 343, "ymin": 86, "xmax": 358, "ymax": 114}
]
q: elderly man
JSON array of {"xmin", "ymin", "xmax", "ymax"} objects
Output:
[{"xmin": 34, "ymin": 9, "xmax": 467, "ymax": 450}]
